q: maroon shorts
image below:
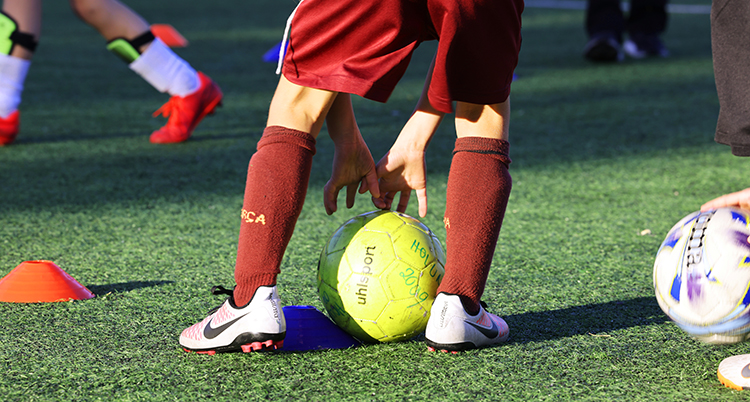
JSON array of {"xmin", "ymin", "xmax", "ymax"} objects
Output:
[{"xmin": 281, "ymin": 0, "xmax": 524, "ymax": 113}]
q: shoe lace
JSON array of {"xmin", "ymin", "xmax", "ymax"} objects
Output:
[
  {"xmin": 152, "ymin": 96, "xmax": 181, "ymax": 119},
  {"xmin": 207, "ymin": 285, "xmax": 235, "ymax": 315}
]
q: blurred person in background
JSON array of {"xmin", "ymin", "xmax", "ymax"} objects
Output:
[{"xmin": 583, "ymin": 0, "xmax": 669, "ymax": 62}]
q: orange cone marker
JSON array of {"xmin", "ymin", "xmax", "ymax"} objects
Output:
[
  {"xmin": 0, "ymin": 260, "xmax": 94, "ymax": 303},
  {"xmin": 151, "ymin": 24, "xmax": 189, "ymax": 48}
]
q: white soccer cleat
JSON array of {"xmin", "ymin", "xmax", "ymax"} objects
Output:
[
  {"xmin": 425, "ymin": 293, "xmax": 509, "ymax": 352},
  {"xmin": 179, "ymin": 286, "xmax": 285, "ymax": 354},
  {"xmin": 718, "ymin": 354, "xmax": 750, "ymax": 390}
]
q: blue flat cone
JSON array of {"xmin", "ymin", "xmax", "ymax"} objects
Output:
[{"xmin": 282, "ymin": 306, "xmax": 360, "ymax": 351}]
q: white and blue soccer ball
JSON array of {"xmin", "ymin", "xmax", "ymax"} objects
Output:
[{"xmin": 654, "ymin": 207, "xmax": 750, "ymax": 344}]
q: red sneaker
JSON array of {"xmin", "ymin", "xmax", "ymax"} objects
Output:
[
  {"xmin": 0, "ymin": 110, "xmax": 19, "ymax": 146},
  {"xmin": 149, "ymin": 72, "xmax": 223, "ymax": 144}
]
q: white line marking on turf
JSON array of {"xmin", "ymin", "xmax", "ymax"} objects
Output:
[{"xmin": 525, "ymin": 1, "xmax": 711, "ymax": 15}]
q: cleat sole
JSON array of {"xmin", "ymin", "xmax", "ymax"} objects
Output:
[
  {"xmin": 427, "ymin": 346, "xmax": 458, "ymax": 354},
  {"xmin": 182, "ymin": 339, "xmax": 284, "ymax": 355},
  {"xmin": 240, "ymin": 339, "xmax": 284, "ymax": 353}
]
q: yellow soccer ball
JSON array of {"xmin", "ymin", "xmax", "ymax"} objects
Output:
[{"xmin": 317, "ymin": 210, "xmax": 445, "ymax": 343}]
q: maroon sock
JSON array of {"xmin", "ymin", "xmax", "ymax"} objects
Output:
[
  {"xmin": 438, "ymin": 137, "xmax": 512, "ymax": 315},
  {"xmin": 233, "ymin": 126, "xmax": 316, "ymax": 306}
]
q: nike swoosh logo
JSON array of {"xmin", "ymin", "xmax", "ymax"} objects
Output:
[
  {"xmin": 203, "ymin": 315, "xmax": 246, "ymax": 340},
  {"xmin": 465, "ymin": 317, "xmax": 500, "ymax": 339},
  {"xmin": 742, "ymin": 363, "xmax": 750, "ymax": 378}
]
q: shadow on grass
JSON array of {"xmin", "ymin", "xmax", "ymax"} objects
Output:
[
  {"xmin": 12, "ymin": 132, "xmax": 146, "ymax": 145},
  {"xmin": 87, "ymin": 280, "xmax": 174, "ymax": 296},
  {"xmin": 504, "ymin": 296, "xmax": 668, "ymax": 343},
  {"xmin": 11, "ymin": 130, "xmax": 255, "ymax": 145}
]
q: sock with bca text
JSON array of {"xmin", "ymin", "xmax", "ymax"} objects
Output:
[
  {"xmin": 233, "ymin": 126, "xmax": 316, "ymax": 306},
  {"xmin": 438, "ymin": 137, "xmax": 512, "ymax": 315}
]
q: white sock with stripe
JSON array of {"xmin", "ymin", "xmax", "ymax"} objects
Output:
[
  {"xmin": 129, "ymin": 38, "xmax": 200, "ymax": 97},
  {"xmin": 0, "ymin": 54, "xmax": 30, "ymax": 118}
]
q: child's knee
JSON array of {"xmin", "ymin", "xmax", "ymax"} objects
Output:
[
  {"xmin": 454, "ymin": 101, "xmax": 510, "ymax": 140},
  {"xmin": 69, "ymin": 0, "xmax": 102, "ymax": 23}
]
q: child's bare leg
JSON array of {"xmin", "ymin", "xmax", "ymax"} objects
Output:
[
  {"xmin": 267, "ymin": 75, "xmax": 338, "ymax": 139},
  {"xmin": 69, "ymin": 0, "xmax": 148, "ymax": 47},
  {"xmin": 454, "ymin": 101, "xmax": 510, "ymax": 140}
]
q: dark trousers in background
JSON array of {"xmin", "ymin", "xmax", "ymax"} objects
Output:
[
  {"xmin": 712, "ymin": 0, "xmax": 750, "ymax": 156},
  {"xmin": 586, "ymin": 0, "xmax": 668, "ymax": 41}
]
